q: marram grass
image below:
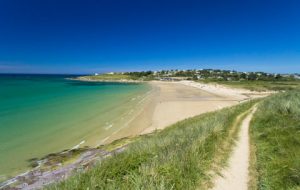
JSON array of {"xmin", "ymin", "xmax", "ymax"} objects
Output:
[
  {"xmin": 250, "ymin": 90, "xmax": 300, "ymax": 190},
  {"xmin": 48, "ymin": 100, "xmax": 257, "ymax": 190}
]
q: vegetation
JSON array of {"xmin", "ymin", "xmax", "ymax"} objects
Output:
[
  {"xmin": 124, "ymin": 69, "xmax": 299, "ymax": 82},
  {"xmin": 125, "ymin": 71, "xmax": 155, "ymax": 80},
  {"xmin": 203, "ymin": 80, "xmax": 300, "ymax": 91},
  {"xmin": 48, "ymin": 100, "xmax": 257, "ymax": 190},
  {"xmin": 80, "ymin": 72, "xmax": 155, "ymax": 81},
  {"xmin": 79, "ymin": 70, "xmax": 300, "ymax": 92},
  {"xmin": 250, "ymin": 90, "xmax": 300, "ymax": 189},
  {"xmin": 80, "ymin": 74, "xmax": 133, "ymax": 81}
]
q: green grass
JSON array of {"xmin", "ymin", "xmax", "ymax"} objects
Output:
[
  {"xmin": 201, "ymin": 80, "xmax": 300, "ymax": 91},
  {"xmin": 250, "ymin": 90, "xmax": 300, "ymax": 190},
  {"xmin": 80, "ymin": 74, "xmax": 133, "ymax": 81},
  {"xmin": 48, "ymin": 100, "xmax": 257, "ymax": 190},
  {"xmin": 81, "ymin": 74, "xmax": 156, "ymax": 81}
]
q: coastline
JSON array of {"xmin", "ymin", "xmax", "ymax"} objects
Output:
[
  {"xmin": 1, "ymin": 80, "xmax": 271, "ymax": 189},
  {"xmin": 68, "ymin": 76, "xmax": 144, "ymax": 83}
]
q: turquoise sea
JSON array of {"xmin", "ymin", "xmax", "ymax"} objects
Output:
[{"xmin": 0, "ymin": 74, "xmax": 150, "ymax": 178}]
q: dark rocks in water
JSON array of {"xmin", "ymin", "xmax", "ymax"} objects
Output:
[{"xmin": 1, "ymin": 146, "xmax": 127, "ymax": 190}]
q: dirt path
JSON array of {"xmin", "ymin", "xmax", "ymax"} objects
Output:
[{"xmin": 211, "ymin": 107, "xmax": 257, "ymax": 190}]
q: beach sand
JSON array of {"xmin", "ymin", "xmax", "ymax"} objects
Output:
[{"xmin": 102, "ymin": 81, "xmax": 257, "ymax": 143}]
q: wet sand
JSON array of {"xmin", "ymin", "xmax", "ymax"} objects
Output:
[{"xmin": 103, "ymin": 81, "xmax": 250, "ymax": 143}]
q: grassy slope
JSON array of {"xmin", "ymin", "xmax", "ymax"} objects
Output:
[
  {"xmin": 48, "ymin": 101, "xmax": 257, "ymax": 190},
  {"xmin": 202, "ymin": 80, "xmax": 300, "ymax": 91},
  {"xmin": 81, "ymin": 74, "xmax": 133, "ymax": 80},
  {"xmin": 81, "ymin": 74, "xmax": 155, "ymax": 81},
  {"xmin": 250, "ymin": 90, "xmax": 300, "ymax": 190}
]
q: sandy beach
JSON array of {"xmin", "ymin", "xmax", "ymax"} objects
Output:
[{"xmin": 102, "ymin": 80, "xmax": 264, "ymax": 143}]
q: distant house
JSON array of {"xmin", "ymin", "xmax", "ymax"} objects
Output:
[
  {"xmin": 294, "ymin": 75, "xmax": 300, "ymax": 79},
  {"xmin": 94, "ymin": 73, "xmax": 99, "ymax": 76},
  {"xmin": 107, "ymin": 72, "xmax": 115, "ymax": 75}
]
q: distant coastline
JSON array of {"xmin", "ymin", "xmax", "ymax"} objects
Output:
[{"xmin": 69, "ymin": 76, "xmax": 143, "ymax": 83}]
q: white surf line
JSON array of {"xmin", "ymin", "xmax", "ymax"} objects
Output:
[
  {"xmin": 211, "ymin": 107, "xmax": 257, "ymax": 190},
  {"xmin": 97, "ymin": 88, "xmax": 154, "ymax": 145},
  {"xmin": 70, "ymin": 140, "xmax": 85, "ymax": 150},
  {"xmin": 105, "ymin": 124, "xmax": 113, "ymax": 130}
]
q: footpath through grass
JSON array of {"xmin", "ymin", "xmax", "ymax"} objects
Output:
[
  {"xmin": 48, "ymin": 101, "xmax": 257, "ymax": 190},
  {"xmin": 250, "ymin": 90, "xmax": 300, "ymax": 190}
]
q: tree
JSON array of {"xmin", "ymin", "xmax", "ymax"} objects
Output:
[
  {"xmin": 240, "ymin": 73, "xmax": 247, "ymax": 80},
  {"xmin": 248, "ymin": 73, "xmax": 257, "ymax": 80},
  {"xmin": 275, "ymin": 74, "xmax": 282, "ymax": 80}
]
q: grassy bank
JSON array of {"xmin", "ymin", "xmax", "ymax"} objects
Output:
[
  {"xmin": 49, "ymin": 101, "xmax": 257, "ymax": 190},
  {"xmin": 202, "ymin": 80, "xmax": 300, "ymax": 91},
  {"xmin": 250, "ymin": 90, "xmax": 300, "ymax": 189},
  {"xmin": 79, "ymin": 74, "xmax": 133, "ymax": 81}
]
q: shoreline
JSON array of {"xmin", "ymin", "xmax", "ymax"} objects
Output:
[{"xmin": 0, "ymin": 80, "xmax": 271, "ymax": 189}]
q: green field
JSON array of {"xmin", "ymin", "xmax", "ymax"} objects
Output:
[
  {"xmin": 80, "ymin": 74, "xmax": 133, "ymax": 80},
  {"xmin": 249, "ymin": 90, "xmax": 300, "ymax": 190}
]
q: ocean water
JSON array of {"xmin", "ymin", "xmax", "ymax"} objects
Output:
[{"xmin": 0, "ymin": 74, "xmax": 150, "ymax": 177}]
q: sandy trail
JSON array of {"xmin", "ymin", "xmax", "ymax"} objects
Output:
[{"xmin": 212, "ymin": 107, "xmax": 257, "ymax": 190}]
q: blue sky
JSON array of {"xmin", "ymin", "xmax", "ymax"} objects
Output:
[{"xmin": 0, "ymin": 0, "xmax": 299, "ymax": 74}]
